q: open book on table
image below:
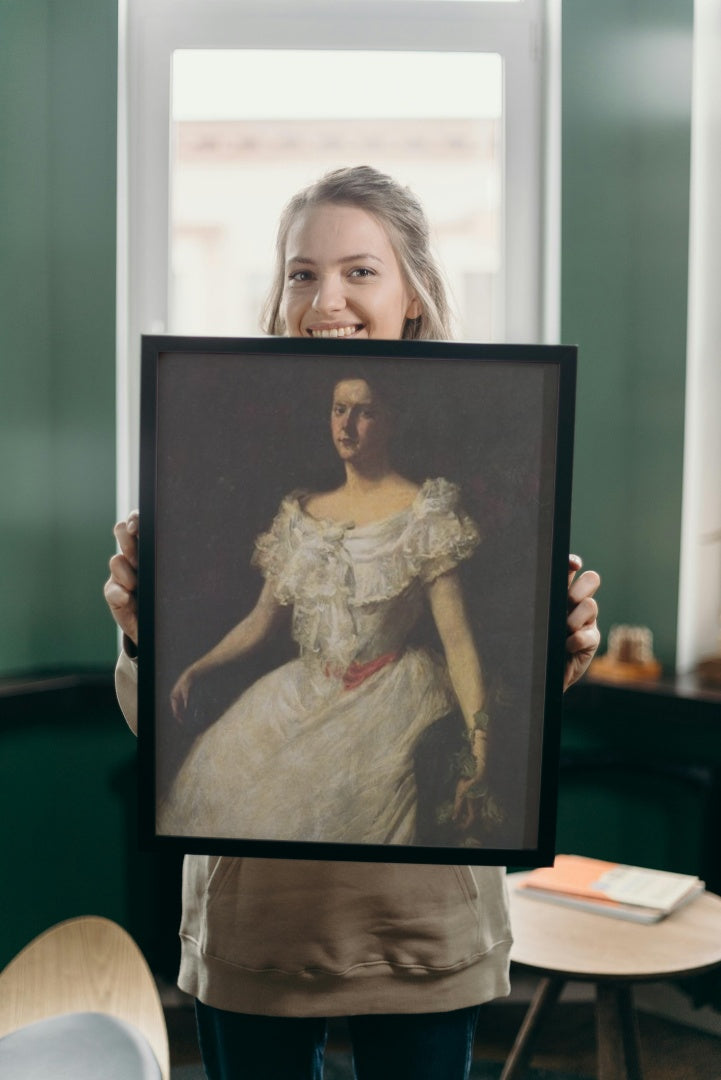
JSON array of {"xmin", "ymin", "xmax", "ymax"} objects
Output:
[{"xmin": 516, "ymin": 854, "xmax": 705, "ymax": 924}]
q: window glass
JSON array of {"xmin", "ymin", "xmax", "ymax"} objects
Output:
[{"xmin": 170, "ymin": 50, "xmax": 503, "ymax": 341}]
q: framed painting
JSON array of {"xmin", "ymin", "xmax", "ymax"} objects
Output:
[{"xmin": 138, "ymin": 336, "xmax": 576, "ymax": 865}]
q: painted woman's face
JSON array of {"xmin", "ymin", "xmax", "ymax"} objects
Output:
[
  {"xmin": 331, "ymin": 380, "xmax": 392, "ymax": 468},
  {"xmin": 281, "ymin": 203, "xmax": 421, "ymax": 341}
]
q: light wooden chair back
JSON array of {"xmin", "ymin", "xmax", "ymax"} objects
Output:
[{"xmin": 0, "ymin": 915, "xmax": 170, "ymax": 1080}]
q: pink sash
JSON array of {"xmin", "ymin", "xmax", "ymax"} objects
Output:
[{"xmin": 325, "ymin": 651, "xmax": 400, "ymax": 691}]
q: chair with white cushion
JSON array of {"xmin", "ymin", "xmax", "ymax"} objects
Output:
[{"xmin": 0, "ymin": 915, "xmax": 169, "ymax": 1079}]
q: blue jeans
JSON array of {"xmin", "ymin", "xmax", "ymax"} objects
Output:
[{"xmin": 195, "ymin": 1000, "xmax": 481, "ymax": 1080}]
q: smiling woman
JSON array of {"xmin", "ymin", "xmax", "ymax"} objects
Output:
[
  {"xmin": 263, "ymin": 166, "xmax": 451, "ymax": 341},
  {"xmin": 108, "ymin": 155, "xmax": 598, "ymax": 1080},
  {"xmin": 283, "ymin": 205, "xmax": 421, "ymax": 340}
]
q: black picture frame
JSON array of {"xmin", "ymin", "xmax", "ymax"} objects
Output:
[{"xmin": 138, "ymin": 335, "xmax": 576, "ymax": 865}]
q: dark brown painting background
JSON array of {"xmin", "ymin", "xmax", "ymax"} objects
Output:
[{"xmin": 151, "ymin": 349, "xmax": 561, "ymax": 852}]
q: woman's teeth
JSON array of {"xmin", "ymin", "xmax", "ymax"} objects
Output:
[{"xmin": 310, "ymin": 325, "xmax": 361, "ymax": 338}]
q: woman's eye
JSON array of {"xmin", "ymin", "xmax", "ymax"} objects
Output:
[
  {"xmin": 349, "ymin": 267, "xmax": 375, "ymax": 279},
  {"xmin": 288, "ymin": 270, "xmax": 313, "ymax": 283}
]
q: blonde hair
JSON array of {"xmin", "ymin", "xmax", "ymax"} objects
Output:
[{"xmin": 262, "ymin": 165, "xmax": 454, "ymax": 341}]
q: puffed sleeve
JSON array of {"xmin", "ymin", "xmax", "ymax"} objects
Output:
[
  {"xmin": 251, "ymin": 494, "xmax": 298, "ymax": 584},
  {"xmin": 251, "ymin": 492, "xmax": 346, "ymax": 610},
  {"xmin": 404, "ymin": 478, "xmax": 481, "ymax": 585}
]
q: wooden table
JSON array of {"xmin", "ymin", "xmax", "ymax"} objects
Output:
[{"xmin": 503, "ymin": 873, "xmax": 721, "ymax": 1080}]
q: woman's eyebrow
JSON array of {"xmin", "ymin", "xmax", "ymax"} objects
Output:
[
  {"xmin": 286, "ymin": 253, "xmax": 384, "ymax": 266},
  {"xmin": 339, "ymin": 253, "xmax": 384, "ymax": 265},
  {"xmin": 334, "ymin": 398, "xmax": 374, "ymax": 409},
  {"xmin": 286, "ymin": 256, "xmax": 316, "ymax": 266}
]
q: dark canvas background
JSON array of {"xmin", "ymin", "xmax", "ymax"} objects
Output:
[{"xmin": 150, "ymin": 348, "xmax": 560, "ymax": 852}]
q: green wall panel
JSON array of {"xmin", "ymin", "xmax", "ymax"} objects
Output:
[
  {"xmin": 0, "ymin": 0, "xmax": 118, "ymax": 674},
  {"xmin": 0, "ymin": 684, "xmax": 184, "ymax": 977},
  {"xmin": 558, "ymin": 684, "xmax": 721, "ymax": 888},
  {"xmin": 562, "ymin": 1, "xmax": 693, "ymax": 668},
  {"xmin": 0, "ymin": 700, "xmax": 134, "ymax": 966},
  {"xmin": 0, "ymin": 2, "xmax": 54, "ymax": 668}
]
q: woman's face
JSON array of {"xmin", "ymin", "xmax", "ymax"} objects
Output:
[
  {"xmin": 331, "ymin": 380, "xmax": 393, "ymax": 467},
  {"xmin": 281, "ymin": 203, "xmax": 421, "ymax": 340}
]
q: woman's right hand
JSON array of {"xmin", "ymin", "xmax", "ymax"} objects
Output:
[
  {"xmin": 170, "ymin": 666, "xmax": 197, "ymax": 725},
  {"xmin": 104, "ymin": 510, "xmax": 139, "ymax": 645}
]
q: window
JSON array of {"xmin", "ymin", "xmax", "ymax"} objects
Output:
[
  {"xmin": 169, "ymin": 49, "xmax": 503, "ymax": 340},
  {"xmin": 118, "ymin": 0, "xmax": 557, "ymax": 509}
]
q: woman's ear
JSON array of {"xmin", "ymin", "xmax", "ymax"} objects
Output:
[{"xmin": 406, "ymin": 296, "xmax": 423, "ymax": 320}]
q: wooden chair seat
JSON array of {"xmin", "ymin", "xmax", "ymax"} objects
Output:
[{"xmin": 0, "ymin": 916, "xmax": 169, "ymax": 1080}]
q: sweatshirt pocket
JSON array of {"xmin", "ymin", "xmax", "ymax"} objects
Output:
[
  {"xmin": 370, "ymin": 863, "xmax": 504, "ymax": 972},
  {"xmin": 179, "ymin": 854, "xmax": 233, "ymax": 948},
  {"xmin": 185, "ymin": 857, "xmax": 509, "ymax": 976},
  {"xmin": 453, "ymin": 864, "xmax": 479, "ymax": 905}
]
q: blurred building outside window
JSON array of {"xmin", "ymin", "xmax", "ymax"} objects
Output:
[{"xmin": 169, "ymin": 50, "xmax": 503, "ymax": 342}]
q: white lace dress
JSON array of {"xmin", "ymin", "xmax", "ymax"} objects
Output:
[{"xmin": 158, "ymin": 478, "xmax": 480, "ymax": 845}]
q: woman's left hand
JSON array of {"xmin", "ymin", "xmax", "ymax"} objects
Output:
[
  {"xmin": 452, "ymin": 730, "xmax": 487, "ymax": 830},
  {"xmin": 564, "ymin": 554, "xmax": 601, "ymax": 691}
]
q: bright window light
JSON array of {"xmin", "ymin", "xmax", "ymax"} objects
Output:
[
  {"xmin": 173, "ymin": 50, "xmax": 502, "ymax": 121},
  {"xmin": 170, "ymin": 50, "xmax": 504, "ymax": 341}
]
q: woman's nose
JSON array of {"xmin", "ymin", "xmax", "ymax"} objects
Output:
[{"xmin": 313, "ymin": 274, "xmax": 345, "ymax": 314}]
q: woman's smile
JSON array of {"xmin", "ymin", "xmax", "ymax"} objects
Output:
[{"xmin": 307, "ymin": 323, "xmax": 365, "ymax": 339}]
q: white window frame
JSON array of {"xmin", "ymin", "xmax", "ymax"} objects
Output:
[
  {"xmin": 116, "ymin": 0, "xmax": 559, "ymax": 511},
  {"xmin": 676, "ymin": 0, "xmax": 721, "ymax": 674}
]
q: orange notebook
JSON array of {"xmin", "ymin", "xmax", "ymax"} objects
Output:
[{"xmin": 517, "ymin": 855, "xmax": 704, "ymax": 923}]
